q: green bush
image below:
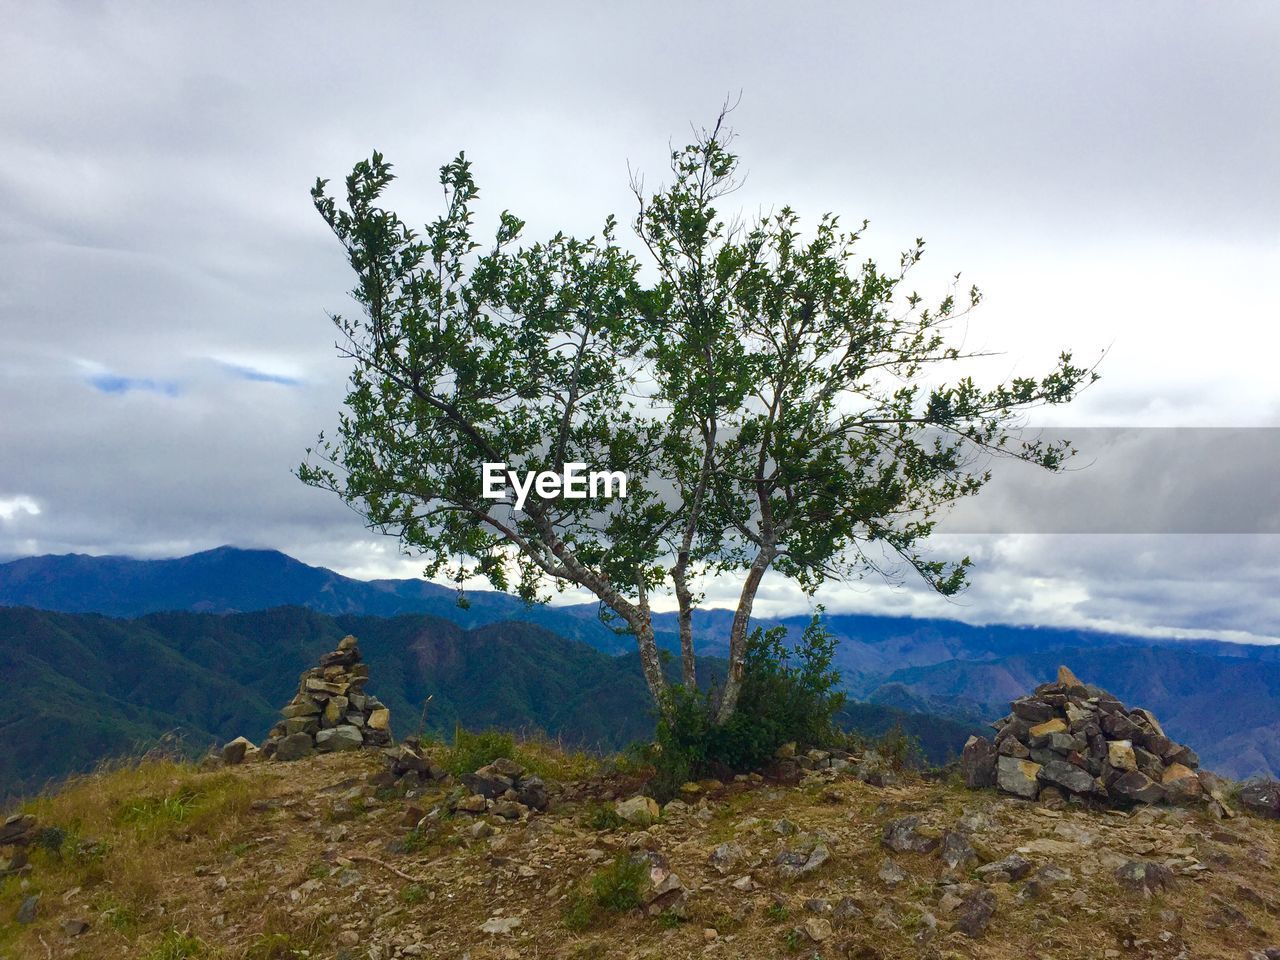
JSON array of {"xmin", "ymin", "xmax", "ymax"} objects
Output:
[
  {"xmin": 646, "ymin": 613, "xmax": 845, "ymax": 800},
  {"xmin": 444, "ymin": 727, "xmax": 515, "ymax": 776}
]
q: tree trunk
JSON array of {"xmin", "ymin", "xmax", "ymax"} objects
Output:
[
  {"xmin": 714, "ymin": 546, "xmax": 775, "ymax": 725},
  {"xmin": 634, "ymin": 614, "xmax": 667, "ymax": 706},
  {"xmin": 673, "ymin": 558, "xmax": 698, "ymax": 689}
]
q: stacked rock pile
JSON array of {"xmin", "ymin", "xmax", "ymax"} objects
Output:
[
  {"xmin": 448, "ymin": 757, "xmax": 551, "ymax": 819},
  {"xmin": 961, "ymin": 666, "xmax": 1206, "ymax": 807},
  {"xmin": 261, "ymin": 635, "xmax": 393, "ymax": 762}
]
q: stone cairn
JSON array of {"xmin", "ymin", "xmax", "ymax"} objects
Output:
[
  {"xmin": 260, "ymin": 635, "xmax": 393, "ymax": 762},
  {"xmin": 961, "ymin": 665, "xmax": 1211, "ymax": 808}
]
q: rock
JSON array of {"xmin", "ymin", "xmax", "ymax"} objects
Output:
[
  {"xmin": 463, "ymin": 769, "xmax": 514, "ymax": 799},
  {"xmin": 802, "ymin": 917, "xmax": 833, "ymax": 942},
  {"xmin": 1115, "ymin": 860, "xmax": 1175, "ymax": 894},
  {"xmin": 274, "ymin": 732, "xmax": 315, "ymax": 762},
  {"xmin": 940, "ymin": 830, "xmax": 977, "ymax": 869},
  {"xmin": 1130, "ymin": 707, "xmax": 1164, "ymax": 735},
  {"xmin": 832, "ymin": 897, "xmax": 863, "ymax": 923},
  {"xmin": 490, "ymin": 800, "xmax": 527, "ymax": 820},
  {"xmin": 1039, "ymin": 759, "xmax": 1099, "ymax": 796},
  {"xmin": 882, "ymin": 816, "xmax": 939, "ymax": 854},
  {"xmin": 774, "ymin": 842, "xmax": 830, "ymax": 879},
  {"xmin": 952, "ymin": 888, "xmax": 996, "ymax": 937},
  {"xmin": 479, "ymin": 916, "xmax": 522, "ymax": 934},
  {"xmin": 15, "ymin": 893, "xmax": 38, "ymax": 924},
  {"xmin": 961, "ymin": 736, "xmax": 998, "ymax": 789},
  {"xmin": 1028, "ymin": 718, "xmax": 1068, "ymax": 743},
  {"xmin": 647, "ymin": 866, "xmax": 685, "ymax": 900},
  {"xmin": 0, "ymin": 814, "xmax": 37, "ymax": 846},
  {"xmin": 221, "ymin": 736, "xmax": 255, "ymax": 765},
  {"xmin": 997, "ymin": 756, "xmax": 1042, "ymax": 799},
  {"xmin": 1057, "ymin": 665, "xmax": 1084, "ymax": 687},
  {"xmin": 1109, "ymin": 770, "xmax": 1166, "ymax": 805},
  {"xmin": 1021, "ymin": 863, "xmax": 1072, "ymax": 899},
  {"xmin": 976, "ymin": 853, "xmax": 1033, "ymax": 882},
  {"xmin": 1107, "ymin": 739, "xmax": 1137, "ymax": 771},
  {"xmin": 878, "ymin": 858, "xmax": 908, "ymax": 885},
  {"xmin": 615, "ymin": 795, "xmax": 659, "ymax": 825},
  {"xmin": 515, "ymin": 775, "xmax": 549, "ymax": 811},
  {"xmin": 61, "ymin": 918, "xmax": 89, "ymax": 937},
  {"xmin": 1238, "ymin": 781, "xmax": 1280, "ymax": 819},
  {"xmin": 315, "ymin": 725, "xmax": 364, "ymax": 752},
  {"xmin": 1010, "ymin": 698, "xmax": 1056, "ymax": 723},
  {"xmin": 1161, "ymin": 763, "xmax": 1202, "ymax": 801},
  {"xmin": 708, "ymin": 842, "xmax": 745, "ymax": 875}
]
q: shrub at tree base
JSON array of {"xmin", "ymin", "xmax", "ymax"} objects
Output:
[{"xmin": 646, "ymin": 613, "xmax": 845, "ymax": 801}]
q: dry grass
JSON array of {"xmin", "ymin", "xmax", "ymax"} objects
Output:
[{"xmin": 0, "ymin": 757, "xmax": 259, "ymax": 958}]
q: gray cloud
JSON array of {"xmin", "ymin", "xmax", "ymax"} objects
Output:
[{"xmin": 1, "ymin": 0, "xmax": 1278, "ymax": 642}]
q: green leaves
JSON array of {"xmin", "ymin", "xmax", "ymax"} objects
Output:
[{"xmin": 303, "ymin": 121, "xmax": 1098, "ymax": 714}]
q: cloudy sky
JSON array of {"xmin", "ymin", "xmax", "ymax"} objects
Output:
[{"xmin": 2, "ymin": 2, "xmax": 1277, "ymax": 642}]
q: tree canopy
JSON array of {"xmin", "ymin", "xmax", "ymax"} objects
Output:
[{"xmin": 300, "ymin": 115, "xmax": 1098, "ymax": 722}]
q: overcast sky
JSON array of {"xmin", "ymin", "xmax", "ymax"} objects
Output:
[{"xmin": 2, "ymin": 2, "xmax": 1278, "ymax": 643}]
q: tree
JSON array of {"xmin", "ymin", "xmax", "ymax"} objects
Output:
[{"xmin": 300, "ymin": 113, "xmax": 1098, "ymax": 724}]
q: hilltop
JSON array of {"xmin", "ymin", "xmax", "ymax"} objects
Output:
[{"xmin": 3, "ymin": 738, "xmax": 1280, "ymax": 960}]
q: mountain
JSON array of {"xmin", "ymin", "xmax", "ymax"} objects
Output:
[
  {"xmin": 5, "ymin": 546, "xmax": 1279, "ymax": 778},
  {"xmin": 0, "ymin": 605, "xmax": 978, "ymax": 799}
]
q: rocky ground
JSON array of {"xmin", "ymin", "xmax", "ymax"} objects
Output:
[{"xmin": 3, "ymin": 744, "xmax": 1280, "ymax": 960}]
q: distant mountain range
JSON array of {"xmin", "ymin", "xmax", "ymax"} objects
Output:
[
  {"xmin": 2, "ymin": 546, "xmax": 1279, "ymax": 787},
  {"xmin": 0, "ymin": 605, "xmax": 981, "ymax": 798}
]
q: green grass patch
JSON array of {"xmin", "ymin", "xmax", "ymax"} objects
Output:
[
  {"xmin": 144, "ymin": 929, "xmax": 205, "ymax": 960},
  {"xmin": 562, "ymin": 854, "xmax": 650, "ymax": 930}
]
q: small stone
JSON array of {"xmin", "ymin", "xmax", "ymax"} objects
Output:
[
  {"xmin": 802, "ymin": 917, "xmax": 833, "ymax": 942},
  {"xmin": 1115, "ymin": 860, "xmax": 1175, "ymax": 894},
  {"xmin": 61, "ymin": 918, "xmax": 90, "ymax": 937},
  {"xmin": 961, "ymin": 735, "xmax": 998, "ymax": 789},
  {"xmin": 1028, "ymin": 718, "xmax": 1068, "ymax": 741},
  {"xmin": 274, "ymin": 732, "xmax": 315, "ymax": 762},
  {"xmin": 774, "ymin": 843, "xmax": 829, "ymax": 879},
  {"xmin": 952, "ymin": 888, "xmax": 996, "ymax": 937},
  {"xmin": 221, "ymin": 736, "xmax": 255, "ymax": 765},
  {"xmin": 479, "ymin": 916, "xmax": 522, "ymax": 934},
  {"xmin": 1162, "ymin": 763, "xmax": 1202, "ymax": 801},
  {"xmin": 315, "ymin": 725, "xmax": 363, "ymax": 752},
  {"xmin": 1239, "ymin": 780, "xmax": 1280, "ymax": 819},
  {"xmin": 997, "ymin": 755, "xmax": 1041, "ymax": 799},
  {"xmin": 878, "ymin": 858, "xmax": 908, "ymax": 885},
  {"xmin": 708, "ymin": 841, "xmax": 745, "ymax": 875},
  {"xmin": 1109, "ymin": 770, "xmax": 1166, "ymax": 805},
  {"xmin": 940, "ymin": 830, "xmax": 977, "ymax": 869},
  {"xmin": 1038, "ymin": 759, "xmax": 1099, "ymax": 796},
  {"xmin": 1107, "ymin": 740, "xmax": 1137, "ymax": 771},
  {"xmin": 882, "ymin": 816, "xmax": 939, "ymax": 853},
  {"xmin": 976, "ymin": 853, "xmax": 1033, "ymax": 882},
  {"xmin": 615, "ymin": 795, "xmax": 659, "ymax": 825}
]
